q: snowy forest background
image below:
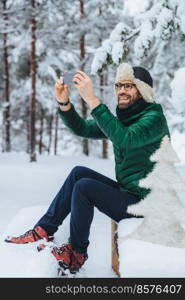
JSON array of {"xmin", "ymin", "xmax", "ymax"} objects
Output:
[
  {"xmin": 0, "ymin": 0, "xmax": 185, "ymax": 163},
  {"xmin": 1, "ymin": 0, "xmax": 185, "ymax": 278}
]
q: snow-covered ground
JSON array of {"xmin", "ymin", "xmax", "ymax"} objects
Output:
[
  {"xmin": 118, "ymin": 218, "xmax": 185, "ymax": 277},
  {"xmin": 0, "ymin": 153, "xmax": 185, "ymax": 278},
  {"xmin": 0, "ymin": 153, "xmax": 116, "ymax": 278}
]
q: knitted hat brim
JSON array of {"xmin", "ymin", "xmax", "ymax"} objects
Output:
[{"xmin": 115, "ymin": 63, "xmax": 154, "ymax": 103}]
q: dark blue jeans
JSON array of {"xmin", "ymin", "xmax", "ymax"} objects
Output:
[{"xmin": 35, "ymin": 166, "xmax": 141, "ymax": 254}]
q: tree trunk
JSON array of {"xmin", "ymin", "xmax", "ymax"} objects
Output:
[
  {"xmin": 2, "ymin": 0, "xmax": 11, "ymax": 152},
  {"xmin": 54, "ymin": 109, "xmax": 59, "ymax": 155},
  {"xmin": 100, "ymin": 72, "xmax": 108, "ymax": 158},
  {"xmin": 47, "ymin": 114, "xmax": 53, "ymax": 155},
  {"xmin": 30, "ymin": 0, "xmax": 37, "ymax": 162},
  {"xmin": 102, "ymin": 139, "xmax": 108, "ymax": 158},
  {"xmin": 97, "ymin": 11, "xmax": 108, "ymax": 159},
  {"xmin": 79, "ymin": 0, "xmax": 88, "ymax": 155},
  {"xmin": 26, "ymin": 105, "xmax": 30, "ymax": 153},
  {"xmin": 39, "ymin": 107, "xmax": 44, "ymax": 154}
]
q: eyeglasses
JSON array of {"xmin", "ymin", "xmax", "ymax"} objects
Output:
[{"xmin": 115, "ymin": 83, "xmax": 136, "ymax": 91}]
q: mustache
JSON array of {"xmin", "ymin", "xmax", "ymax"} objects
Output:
[{"xmin": 118, "ymin": 94, "xmax": 131, "ymax": 99}]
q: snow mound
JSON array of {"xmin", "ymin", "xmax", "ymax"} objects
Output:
[
  {"xmin": 0, "ymin": 206, "xmax": 72, "ymax": 278},
  {"xmin": 2, "ymin": 206, "xmax": 48, "ymax": 238},
  {"xmin": 0, "ymin": 204, "xmax": 113, "ymax": 278},
  {"xmin": 0, "ymin": 237, "xmax": 58, "ymax": 277},
  {"xmin": 118, "ymin": 238, "xmax": 185, "ymax": 278},
  {"xmin": 118, "ymin": 218, "xmax": 144, "ymax": 238}
]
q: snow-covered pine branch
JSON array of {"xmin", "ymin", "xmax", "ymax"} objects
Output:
[
  {"xmin": 134, "ymin": 21, "xmax": 154, "ymax": 60},
  {"xmin": 91, "ymin": 23, "xmax": 131, "ymax": 74},
  {"xmin": 91, "ymin": 0, "xmax": 183, "ymax": 74},
  {"xmin": 170, "ymin": 67, "xmax": 185, "ymax": 114}
]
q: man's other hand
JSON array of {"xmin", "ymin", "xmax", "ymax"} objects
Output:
[
  {"xmin": 73, "ymin": 70, "xmax": 100, "ymax": 109},
  {"xmin": 55, "ymin": 76, "xmax": 69, "ymax": 104}
]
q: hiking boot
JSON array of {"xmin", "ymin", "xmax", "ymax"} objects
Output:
[
  {"xmin": 51, "ymin": 243, "xmax": 73, "ymax": 270},
  {"xmin": 70, "ymin": 249, "xmax": 88, "ymax": 273},
  {"xmin": 37, "ymin": 243, "xmax": 47, "ymax": 252},
  {"xmin": 37, "ymin": 242, "xmax": 88, "ymax": 274},
  {"xmin": 4, "ymin": 226, "xmax": 53, "ymax": 244}
]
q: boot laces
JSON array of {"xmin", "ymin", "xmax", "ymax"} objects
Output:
[
  {"xmin": 19, "ymin": 228, "xmax": 41, "ymax": 240},
  {"xmin": 19, "ymin": 229, "xmax": 35, "ymax": 238},
  {"xmin": 53, "ymin": 243, "xmax": 72, "ymax": 255}
]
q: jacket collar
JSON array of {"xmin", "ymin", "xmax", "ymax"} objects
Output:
[{"xmin": 116, "ymin": 98, "xmax": 150, "ymax": 124}]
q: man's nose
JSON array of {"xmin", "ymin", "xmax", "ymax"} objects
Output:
[
  {"xmin": 119, "ymin": 89, "xmax": 128, "ymax": 95},
  {"xmin": 119, "ymin": 86, "xmax": 128, "ymax": 92}
]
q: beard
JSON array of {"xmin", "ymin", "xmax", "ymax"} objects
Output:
[
  {"xmin": 118, "ymin": 93, "xmax": 132, "ymax": 109},
  {"xmin": 118, "ymin": 92, "xmax": 140, "ymax": 109}
]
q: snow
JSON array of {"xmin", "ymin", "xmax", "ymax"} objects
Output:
[
  {"xmin": 155, "ymin": 7, "xmax": 174, "ymax": 40},
  {"xmin": 124, "ymin": 0, "xmax": 147, "ymax": 16},
  {"xmin": 171, "ymin": 130, "xmax": 185, "ymax": 164},
  {"xmin": 118, "ymin": 218, "xmax": 144, "ymax": 238},
  {"xmin": 1, "ymin": 0, "xmax": 185, "ymax": 279},
  {"xmin": 126, "ymin": 136, "xmax": 185, "ymax": 248},
  {"xmin": 134, "ymin": 21, "xmax": 154, "ymax": 61},
  {"xmin": 170, "ymin": 67, "xmax": 185, "ymax": 114},
  {"xmin": 0, "ymin": 153, "xmax": 116, "ymax": 278},
  {"xmin": 91, "ymin": 23, "xmax": 129, "ymax": 74},
  {"xmin": 0, "ymin": 152, "xmax": 185, "ymax": 278},
  {"xmin": 176, "ymin": 0, "xmax": 185, "ymax": 34},
  {"xmin": 112, "ymin": 41, "xmax": 124, "ymax": 65},
  {"xmin": 118, "ymin": 135, "xmax": 185, "ymax": 277},
  {"xmin": 91, "ymin": 47, "xmax": 108, "ymax": 75},
  {"xmin": 118, "ymin": 217, "xmax": 185, "ymax": 277},
  {"xmin": 119, "ymin": 237, "xmax": 185, "ymax": 278}
]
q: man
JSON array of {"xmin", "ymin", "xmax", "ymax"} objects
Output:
[{"xmin": 5, "ymin": 63, "xmax": 170, "ymax": 275}]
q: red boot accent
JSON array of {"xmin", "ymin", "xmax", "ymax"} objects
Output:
[{"xmin": 5, "ymin": 226, "xmax": 53, "ymax": 244}]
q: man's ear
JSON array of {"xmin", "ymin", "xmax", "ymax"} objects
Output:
[{"xmin": 138, "ymin": 90, "xmax": 142, "ymax": 98}]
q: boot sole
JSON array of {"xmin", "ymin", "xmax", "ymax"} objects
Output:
[{"xmin": 5, "ymin": 236, "xmax": 54, "ymax": 245}]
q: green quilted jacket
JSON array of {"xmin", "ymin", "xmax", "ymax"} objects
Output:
[{"xmin": 58, "ymin": 98, "xmax": 170, "ymax": 199}]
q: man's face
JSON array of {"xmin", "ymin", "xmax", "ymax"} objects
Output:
[{"xmin": 115, "ymin": 80, "xmax": 141, "ymax": 109}]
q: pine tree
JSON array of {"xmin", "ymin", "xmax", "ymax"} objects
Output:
[
  {"xmin": 0, "ymin": 0, "xmax": 127, "ymax": 157},
  {"xmin": 1, "ymin": 0, "xmax": 11, "ymax": 152},
  {"xmin": 30, "ymin": 0, "xmax": 37, "ymax": 162},
  {"xmin": 170, "ymin": 67, "xmax": 185, "ymax": 114},
  {"xmin": 127, "ymin": 135, "xmax": 185, "ymax": 248},
  {"xmin": 91, "ymin": 0, "xmax": 185, "ymax": 134}
]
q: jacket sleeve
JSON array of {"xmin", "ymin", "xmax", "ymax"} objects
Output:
[
  {"xmin": 57, "ymin": 104, "xmax": 107, "ymax": 139},
  {"xmin": 91, "ymin": 104, "xmax": 168, "ymax": 149}
]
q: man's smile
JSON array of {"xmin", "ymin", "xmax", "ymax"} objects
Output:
[{"xmin": 119, "ymin": 95, "xmax": 131, "ymax": 102}]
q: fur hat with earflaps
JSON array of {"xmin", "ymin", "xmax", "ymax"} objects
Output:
[{"xmin": 115, "ymin": 63, "xmax": 155, "ymax": 103}]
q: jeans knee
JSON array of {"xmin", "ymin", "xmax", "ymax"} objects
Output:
[
  {"xmin": 71, "ymin": 178, "xmax": 93, "ymax": 209},
  {"xmin": 71, "ymin": 165, "xmax": 88, "ymax": 177},
  {"xmin": 73, "ymin": 178, "xmax": 92, "ymax": 195}
]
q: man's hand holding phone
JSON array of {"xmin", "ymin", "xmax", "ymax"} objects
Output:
[
  {"xmin": 73, "ymin": 70, "xmax": 100, "ymax": 109},
  {"xmin": 55, "ymin": 70, "xmax": 100, "ymax": 110},
  {"xmin": 55, "ymin": 76, "xmax": 69, "ymax": 104}
]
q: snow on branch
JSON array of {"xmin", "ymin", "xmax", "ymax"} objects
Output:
[
  {"xmin": 170, "ymin": 67, "xmax": 185, "ymax": 114},
  {"xmin": 91, "ymin": 23, "xmax": 130, "ymax": 74},
  {"xmin": 91, "ymin": 0, "xmax": 183, "ymax": 73},
  {"xmin": 155, "ymin": 6, "xmax": 176, "ymax": 40},
  {"xmin": 134, "ymin": 21, "xmax": 154, "ymax": 60},
  {"xmin": 176, "ymin": 0, "xmax": 185, "ymax": 35}
]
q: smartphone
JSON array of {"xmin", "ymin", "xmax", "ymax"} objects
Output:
[{"xmin": 63, "ymin": 71, "xmax": 78, "ymax": 85}]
